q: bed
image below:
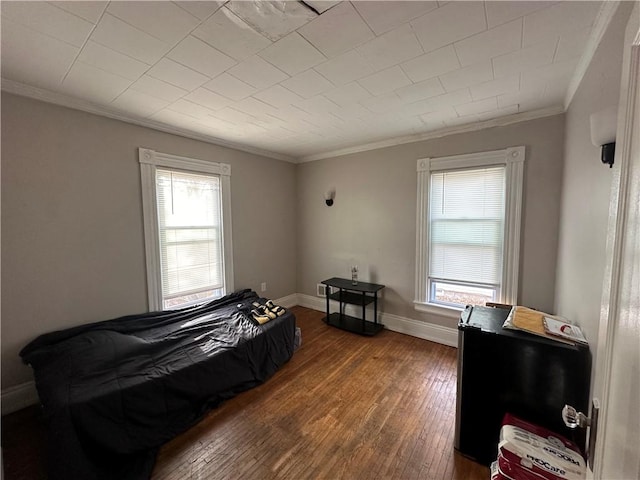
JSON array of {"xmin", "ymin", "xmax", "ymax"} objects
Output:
[{"xmin": 20, "ymin": 289, "xmax": 297, "ymax": 480}]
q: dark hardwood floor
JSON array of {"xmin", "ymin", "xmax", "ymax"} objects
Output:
[{"xmin": 1, "ymin": 306, "xmax": 489, "ymax": 480}]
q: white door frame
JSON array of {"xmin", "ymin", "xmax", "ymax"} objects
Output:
[{"xmin": 591, "ymin": 6, "xmax": 640, "ymax": 478}]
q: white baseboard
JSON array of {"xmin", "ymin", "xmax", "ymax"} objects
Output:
[
  {"xmin": 1, "ymin": 381, "xmax": 38, "ymax": 415},
  {"xmin": 295, "ymin": 293, "xmax": 458, "ymax": 347},
  {"xmin": 274, "ymin": 293, "xmax": 298, "ymax": 309}
]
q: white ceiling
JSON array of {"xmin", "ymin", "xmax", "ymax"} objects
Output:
[{"xmin": 1, "ymin": 1, "xmax": 603, "ymax": 161}]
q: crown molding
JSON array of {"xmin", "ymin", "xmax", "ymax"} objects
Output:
[
  {"xmin": 0, "ymin": 79, "xmax": 296, "ymax": 163},
  {"xmin": 564, "ymin": 1, "xmax": 620, "ymax": 110},
  {"xmin": 298, "ymin": 105, "xmax": 564, "ymax": 162},
  {"xmin": 1, "ymin": 79, "xmax": 570, "ymax": 165}
]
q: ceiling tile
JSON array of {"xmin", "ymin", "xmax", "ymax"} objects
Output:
[
  {"xmin": 358, "ymin": 66, "xmax": 412, "ymax": 96},
  {"xmin": 410, "ymin": 1, "xmax": 486, "ymax": 53},
  {"xmin": 395, "ymin": 88, "xmax": 472, "ymax": 117},
  {"xmin": 324, "ymin": 82, "xmax": 372, "ymax": 107},
  {"xmin": 54, "ymin": 1, "xmax": 108, "ymax": 23},
  {"xmin": 554, "ymin": 27, "xmax": 593, "ymax": 63},
  {"xmin": 91, "ymin": 14, "xmax": 170, "ymax": 65},
  {"xmin": 498, "ymin": 86, "xmax": 544, "ymax": 110},
  {"xmin": 184, "ymin": 88, "xmax": 233, "ymax": 111},
  {"xmin": 61, "ymin": 62, "xmax": 132, "ymax": 103},
  {"xmin": 492, "ymin": 38, "xmax": 556, "ymax": 78},
  {"xmin": 106, "ymin": 1, "xmax": 200, "ymax": 44},
  {"xmin": 110, "ymin": 89, "xmax": 169, "ymax": 118},
  {"xmin": 226, "ymin": 0, "xmax": 317, "ymax": 41},
  {"xmin": 297, "ymin": 2, "xmax": 374, "ymax": 58},
  {"xmin": 439, "ymin": 61, "xmax": 493, "ymax": 92},
  {"xmin": 280, "ymin": 69, "xmax": 334, "ymax": 98},
  {"xmin": 455, "ymin": 97, "xmax": 498, "ymax": 117},
  {"xmin": 192, "ymin": 7, "xmax": 272, "ymax": 61},
  {"xmin": 203, "ymin": 73, "xmax": 257, "ymax": 100},
  {"xmin": 174, "ymin": 1, "xmax": 225, "ymax": 20},
  {"xmin": 0, "ymin": 0, "xmax": 601, "ymax": 159},
  {"xmin": 523, "ymin": 1, "xmax": 601, "ymax": 48},
  {"xmin": 167, "ymin": 36, "xmax": 237, "ymax": 79},
  {"xmin": 129, "ymin": 75, "xmax": 189, "ymax": 102},
  {"xmin": 232, "ymin": 97, "xmax": 281, "ymax": 117},
  {"xmin": 360, "ymin": 92, "xmax": 405, "ymax": 113},
  {"xmin": 395, "ymin": 77, "xmax": 445, "ymax": 103},
  {"xmin": 197, "ymin": 115, "xmax": 238, "ymax": 131},
  {"xmin": 330, "ymin": 104, "xmax": 372, "ymax": 121},
  {"xmin": 416, "ymin": 88, "xmax": 473, "ymax": 112},
  {"xmin": 314, "ymin": 50, "xmax": 374, "ymax": 86},
  {"xmin": 147, "ymin": 58, "xmax": 209, "ymax": 91},
  {"xmin": 470, "ymin": 75, "xmax": 520, "ymax": 101},
  {"xmin": 356, "ymin": 24, "xmax": 424, "ymax": 72},
  {"xmin": 542, "ymin": 80, "xmax": 568, "ymax": 105},
  {"xmin": 166, "ymin": 99, "xmax": 217, "ymax": 120},
  {"xmin": 520, "ymin": 59, "xmax": 578, "ymax": 89},
  {"xmin": 211, "ymin": 107, "xmax": 259, "ymax": 124},
  {"xmin": 253, "ymin": 85, "xmax": 304, "ymax": 108},
  {"xmin": 0, "ymin": 19, "xmax": 79, "ymax": 91},
  {"xmin": 485, "ymin": 1, "xmax": 555, "ymax": 29},
  {"xmin": 400, "ymin": 45, "xmax": 460, "ymax": 83},
  {"xmin": 227, "ymin": 56, "xmax": 288, "ymax": 90},
  {"xmin": 294, "ymin": 95, "xmax": 340, "ymax": 114},
  {"xmin": 454, "ymin": 19, "xmax": 523, "ymax": 67},
  {"xmin": 474, "ymin": 104, "xmax": 519, "ymax": 121},
  {"xmin": 419, "ymin": 106, "xmax": 458, "ymax": 126},
  {"xmin": 353, "ymin": 1, "xmax": 438, "ymax": 35},
  {"xmin": 258, "ymin": 32, "xmax": 326, "ymax": 76},
  {"xmin": 77, "ymin": 41, "xmax": 150, "ymax": 81},
  {"xmin": 1, "ymin": 1, "xmax": 94, "ymax": 47},
  {"xmin": 150, "ymin": 108, "xmax": 201, "ymax": 129}
]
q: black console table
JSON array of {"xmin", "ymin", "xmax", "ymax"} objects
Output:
[{"xmin": 321, "ymin": 277, "xmax": 385, "ymax": 336}]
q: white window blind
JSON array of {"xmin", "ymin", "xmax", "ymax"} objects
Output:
[
  {"xmin": 156, "ymin": 169, "xmax": 224, "ymax": 304},
  {"xmin": 429, "ymin": 166, "xmax": 506, "ymax": 287},
  {"xmin": 415, "ymin": 147, "xmax": 524, "ymax": 317}
]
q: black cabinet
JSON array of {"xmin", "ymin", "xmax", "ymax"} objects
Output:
[
  {"xmin": 454, "ymin": 306, "xmax": 591, "ymax": 466},
  {"xmin": 321, "ymin": 277, "xmax": 385, "ymax": 336}
]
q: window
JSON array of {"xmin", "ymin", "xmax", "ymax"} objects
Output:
[
  {"xmin": 415, "ymin": 147, "xmax": 524, "ymax": 317},
  {"xmin": 139, "ymin": 148, "xmax": 233, "ymax": 311}
]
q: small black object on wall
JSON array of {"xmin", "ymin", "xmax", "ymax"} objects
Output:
[{"xmin": 590, "ymin": 106, "xmax": 617, "ymax": 168}]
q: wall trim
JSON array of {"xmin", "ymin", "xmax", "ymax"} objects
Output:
[
  {"xmin": 564, "ymin": 1, "xmax": 621, "ymax": 110},
  {"xmin": 298, "ymin": 106, "xmax": 564, "ymax": 162},
  {"xmin": 295, "ymin": 293, "xmax": 458, "ymax": 348},
  {"xmin": 1, "ymin": 381, "xmax": 38, "ymax": 416},
  {"xmin": 2, "ymin": 78, "xmax": 567, "ymax": 166},
  {"xmin": 275, "ymin": 293, "xmax": 299, "ymax": 309},
  {"xmin": 0, "ymin": 78, "xmax": 295, "ymax": 163}
]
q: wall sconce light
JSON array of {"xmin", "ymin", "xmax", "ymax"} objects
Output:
[
  {"xmin": 324, "ymin": 187, "xmax": 335, "ymax": 206},
  {"xmin": 590, "ymin": 106, "xmax": 617, "ymax": 168}
]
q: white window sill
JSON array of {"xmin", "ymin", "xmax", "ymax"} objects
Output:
[{"xmin": 414, "ymin": 301, "xmax": 463, "ymax": 319}]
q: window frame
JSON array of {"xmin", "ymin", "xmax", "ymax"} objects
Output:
[
  {"xmin": 139, "ymin": 148, "xmax": 234, "ymax": 311},
  {"xmin": 414, "ymin": 146, "xmax": 525, "ymax": 318}
]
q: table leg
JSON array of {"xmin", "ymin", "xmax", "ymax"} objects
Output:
[
  {"xmin": 374, "ymin": 293, "xmax": 378, "ymax": 325},
  {"xmin": 325, "ymin": 284, "xmax": 329, "ymax": 323}
]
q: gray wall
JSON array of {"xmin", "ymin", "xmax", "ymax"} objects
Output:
[
  {"xmin": 555, "ymin": 3, "xmax": 631, "ymax": 383},
  {"xmin": 1, "ymin": 93, "xmax": 297, "ymax": 388},
  {"xmin": 297, "ymin": 114, "xmax": 565, "ymax": 327}
]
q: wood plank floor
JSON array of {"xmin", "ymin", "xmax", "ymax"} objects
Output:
[{"xmin": 1, "ymin": 306, "xmax": 489, "ymax": 480}]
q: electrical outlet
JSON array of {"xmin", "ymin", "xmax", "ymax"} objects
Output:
[
  {"xmin": 260, "ymin": 282, "xmax": 267, "ymax": 292},
  {"xmin": 317, "ymin": 284, "xmax": 327, "ymax": 296}
]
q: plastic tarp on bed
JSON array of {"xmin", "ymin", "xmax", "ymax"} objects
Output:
[{"xmin": 20, "ymin": 289, "xmax": 296, "ymax": 479}]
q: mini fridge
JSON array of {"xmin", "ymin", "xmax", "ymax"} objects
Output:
[{"xmin": 454, "ymin": 306, "xmax": 591, "ymax": 466}]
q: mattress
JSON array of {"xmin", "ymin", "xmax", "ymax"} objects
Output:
[{"xmin": 20, "ymin": 289, "xmax": 296, "ymax": 480}]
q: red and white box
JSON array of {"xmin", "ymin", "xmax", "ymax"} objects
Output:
[{"xmin": 491, "ymin": 414, "xmax": 586, "ymax": 480}]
